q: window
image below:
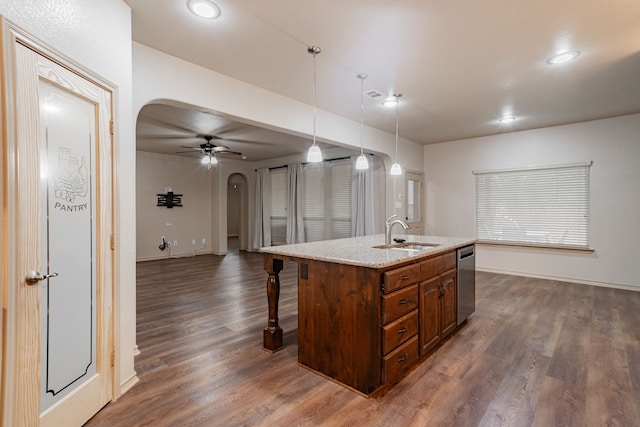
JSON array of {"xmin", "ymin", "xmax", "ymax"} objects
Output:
[
  {"xmin": 303, "ymin": 163, "xmax": 325, "ymax": 241},
  {"xmin": 270, "ymin": 158, "xmax": 354, "ymax": 244},
  {"xmin": 329, "ymin": 160, "xmax": 352, "ymax": 239},
  {"xmin": 474, "ymin": 162, "xmax": 591, "ymax": 249},
  {"xmin": 302, "ymin": 158, "xmax": 352, "ymax": 241}
]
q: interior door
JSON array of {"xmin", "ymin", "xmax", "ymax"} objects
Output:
[
  {"xmin": 1, "ymin": 22, "xmax": 114, "ymax": 426},
  {"xmin": 405, "ymin": 171, "xmax": 423, "ymax": 234}
]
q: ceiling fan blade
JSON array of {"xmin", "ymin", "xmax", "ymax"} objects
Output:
[
  {"xmin": 175, "ymin": 150, "xmax": 202, "ymax": 154},
  {"xmin": 214, "ymin": 137, "xmax": 278, "ymax": 145},
  {"xmin": 210, "ymin": 146, "xmax": 231, "ymax": 152},
  {"xmin": 179, "ymin": 146, "xmax": 203, "ymax": 150},
  {"xmin": 217, "ymin": 151, "xmax": 243, "ymax": 156}
]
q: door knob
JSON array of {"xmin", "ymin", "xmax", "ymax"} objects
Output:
[{"xmin": 25, "ymin": 271, "xmax": 59, "ymax": 285}]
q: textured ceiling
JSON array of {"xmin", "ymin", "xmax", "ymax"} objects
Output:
[{"xmin": 127, "ymin": 0, "xmax": 640, "ymax": 159}]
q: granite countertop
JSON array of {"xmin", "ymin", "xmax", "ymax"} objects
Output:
[{"xmin": 260, "ymin": 234, "xmax": 475, "ymax": 268}]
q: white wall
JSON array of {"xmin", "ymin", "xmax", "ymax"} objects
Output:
[
  {"xmin": 132, "ymin": 42, "xmax": 424, "ymax": 249},
  {"xmin": 136, "ymin": 147, "xmax": 389, "ymax": 258},
  {"xmin": 424, "ymin": 113, "xmax": 640, "ymax": 290},
  {"xmin": 136, "ymin": 151, "xmax": 213, "ymax": 260},
  {"xmin": 0, "ymin": 0, "xmax": 137, "ymax": 395}
]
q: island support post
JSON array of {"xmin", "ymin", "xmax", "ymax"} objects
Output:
[{"xmin": 263, "ymin": 255, "xmax": 284, "ymax": 352}]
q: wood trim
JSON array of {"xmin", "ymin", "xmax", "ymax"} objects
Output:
[
  {"xmin": 1, "ymin": 16, "xmax": 117, "ymax": 424},
  {"xmin": 2, "ymin": 29, "xmax": 42, "ymax": 427}
]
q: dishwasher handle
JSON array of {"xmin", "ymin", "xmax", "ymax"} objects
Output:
[{"xmin": 458, "ymin": 245, "xmax": 475, "ymax": 261}]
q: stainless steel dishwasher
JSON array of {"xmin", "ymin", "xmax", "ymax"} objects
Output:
[{"xmin": 457, "ymin": 245, "xmax": 475, "ymax": 325}]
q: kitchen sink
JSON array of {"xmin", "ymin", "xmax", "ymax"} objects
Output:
[{"xmin": 373, "ymin": 241, "xmax": 440, "ymax": 251}]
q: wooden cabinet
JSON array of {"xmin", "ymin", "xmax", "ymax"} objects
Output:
[
  {"xmin": 292, "ymin": 248, "xmax": 460, "ymax": 395},
  {"xmin": 419, "ymin": 253, "xmax": 457, "ymax": 356},
  {"xmin": 381, "ymin": 269, "xmax": 420, "ymax": 385}
]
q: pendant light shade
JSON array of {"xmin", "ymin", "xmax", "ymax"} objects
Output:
[
  {"xmin": 355, "ymin": 73, "xmax": 369, "ymax": 170},
  {"xmin": 390, "ymin": 93, "xmax": 403, "ymax": 176},
  {"xmin": 356, "ymin": 154, "xmax": 369, "ymax": 170},
  {"xmin": 307, "ymin": 46, "xmax": 323, "ymax": 163},
  {"xmin": 307, "ymin": 144, "xmax": 322, "ymax": 163},
  {"xmin": 390, "ymin": 162, "xmax": 402, "ymax": 175}
]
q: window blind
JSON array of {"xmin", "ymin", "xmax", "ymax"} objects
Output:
[
  {"xmin": 303, "ymin": 163, "xmax": 325, "ymax": 242},
  {"xmin": 270, "ymin": 158, "xmax": 355, "ymax": 244},
  {"xmin": 474, "ymin": 162, "xmax": 591, "ymax": 249},
  {"xmin": 331, "ymin": 160, "xmax": 352, "ymax": 239}
]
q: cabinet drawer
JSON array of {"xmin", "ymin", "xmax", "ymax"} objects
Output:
[
  {"xmin": 420, "ymin": 252, "xmax": 456, "ymax": 281},
  {"xmin": 382, "ymin": 310, "xmax": 418, "ymax": 354},
  {"xmin": 383, "ymin": 284, "xmax": 419, "ymax": 324},
  {"xmin": 383, "ymin": 335, "xmax": 419, "ymax": 385},
  {"xmin": 383, "ymin": 264, "xmax": 420, "ymax": 294}
]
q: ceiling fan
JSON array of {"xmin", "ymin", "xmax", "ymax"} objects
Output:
[{"xmin": 176, "ymin": 135, "xmax": 243, "ymax": 157}]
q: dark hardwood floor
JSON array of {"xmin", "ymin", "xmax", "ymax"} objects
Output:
[{"xmin": 85, "ymin": 248, "xmax": 640, "ymax": 427}]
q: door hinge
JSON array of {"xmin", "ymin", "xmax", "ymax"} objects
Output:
[
  {"xmin": 109, "ymin": 119, "xmax": 114, "ymax": 135},
  {"xmin": 111, "ymin": 349, "xmax": 116, "ymax": 367},
  {"xmin": 110, "ymin": 234, "xmax": 115, "ymax": 250}
]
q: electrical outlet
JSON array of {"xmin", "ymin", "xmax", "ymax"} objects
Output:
[
  {"xmin": 201, "ymin": 238, "xmax": 206, "ymax": 244},
  {"xmin": 192, "ymin": 239, "xmax": 196, "ymax": 245},
  {"xmin": 173, "ymin": 240, "xmax": 178, "ymax": 246}
]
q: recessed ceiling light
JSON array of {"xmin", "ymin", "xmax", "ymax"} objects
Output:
[
  {"xmin": 547, "ymin": 51, "xmax": 579, "ymax": 65},
  {"xmin": 498, "ymin": 115, "xmax": 516, "ymax": 123},
  {"xmin": 381, "ymin": 96, "xmax": 398, "ymax": 108},
  {"xmin": 188, "ymin": 0, "xmax": 221, "ymax": 19}
]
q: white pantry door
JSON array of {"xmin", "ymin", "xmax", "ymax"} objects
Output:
[{"xmin": 1, "ymin": 22, "xmax": 114, "ymax": 427}]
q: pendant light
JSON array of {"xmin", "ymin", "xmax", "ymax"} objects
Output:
[
  {"xmin": 390, "ymin": 93, "xmax": 403, "ymax": 176},
  {"xmin": 355, "ymin": 73, "xmax": 369, "ymax": 170},
  {"xmin": 307, "ymin": 46, "xmax": 323, "ymax": 163}
]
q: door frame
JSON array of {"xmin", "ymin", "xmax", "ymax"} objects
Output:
[{"xmin": 0, "ymin": 17, "xmax": 117, "ymax": 425}]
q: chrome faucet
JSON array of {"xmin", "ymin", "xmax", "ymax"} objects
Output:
[{"xmin": 385, "ymin": 215, "xmax": 409, "ymax": 244}]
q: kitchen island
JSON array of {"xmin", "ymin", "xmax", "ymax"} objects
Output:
[{"xmin": 261, "ymin": 234, "xmax": 475, "ymax": 396}]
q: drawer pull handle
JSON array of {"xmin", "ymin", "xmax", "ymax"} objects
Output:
[
  {"xmin": 398, "ymin": 353, "xmax": 408, "ymax": 363},
  {"xmin": 397, "ymin": 326, "xmax": 408, "ymax": 334},
  {"xmin": 400, "ymin": 275, "xmax": 410, "ymax": 280},
  {"xmin": 398, "ymin": 298, "xmax": 408, "ymax": 305}
]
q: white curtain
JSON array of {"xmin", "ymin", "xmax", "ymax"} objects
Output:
[
  {"xmin": 252, "ymin": 168, "xmax": 271, "ymax": 249},
  {"xmin": 351, "ymin": 155, "xmax": 375, "ymax": 236},
  {"xmin": 286, "ymin": 163, "xmax": 305, "ymax": 244}
]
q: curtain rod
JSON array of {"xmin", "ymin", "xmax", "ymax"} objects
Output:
[{"xmin": 255, "ymin": 155, "xmax": 369, "ymax": 172}]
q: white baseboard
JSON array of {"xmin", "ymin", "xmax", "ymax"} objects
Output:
[
  {"xmin": 119, "ymin": 373, "xmax": 139, "ymax": 396},
  {"xmin": 136, "ymin": 251, "xmax": 213, "ymax": 262},
  {"xmin": 477, "ymin": 267, "xmax": 639, "ymax": 292}
]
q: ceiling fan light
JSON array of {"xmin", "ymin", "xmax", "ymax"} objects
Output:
[
  {"xmin": 390, "ymin": 162, "xmax": 402, "ymax": 175},
  {"xmin": 210, "ymin": 155, "xmax": 218, "ymax": 165},
  {"xmin": 355, "ymin": 153, "xmax": 369, "ymax": 170},
  {"xmin": 307, "ymin": 144, "xmax": 323, "ymax": 163},
  {"xmin": 201, "ymin": 155, "xmax": 211, "ymax": 165},
  {"xmin": 188, "ymin": 0, "xmax": 221, "ymax": 19}
]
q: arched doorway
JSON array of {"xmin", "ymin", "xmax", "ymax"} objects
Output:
[{"xmin": 227, "ymin": 173, "xmax": 249, "ymax": 252}]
